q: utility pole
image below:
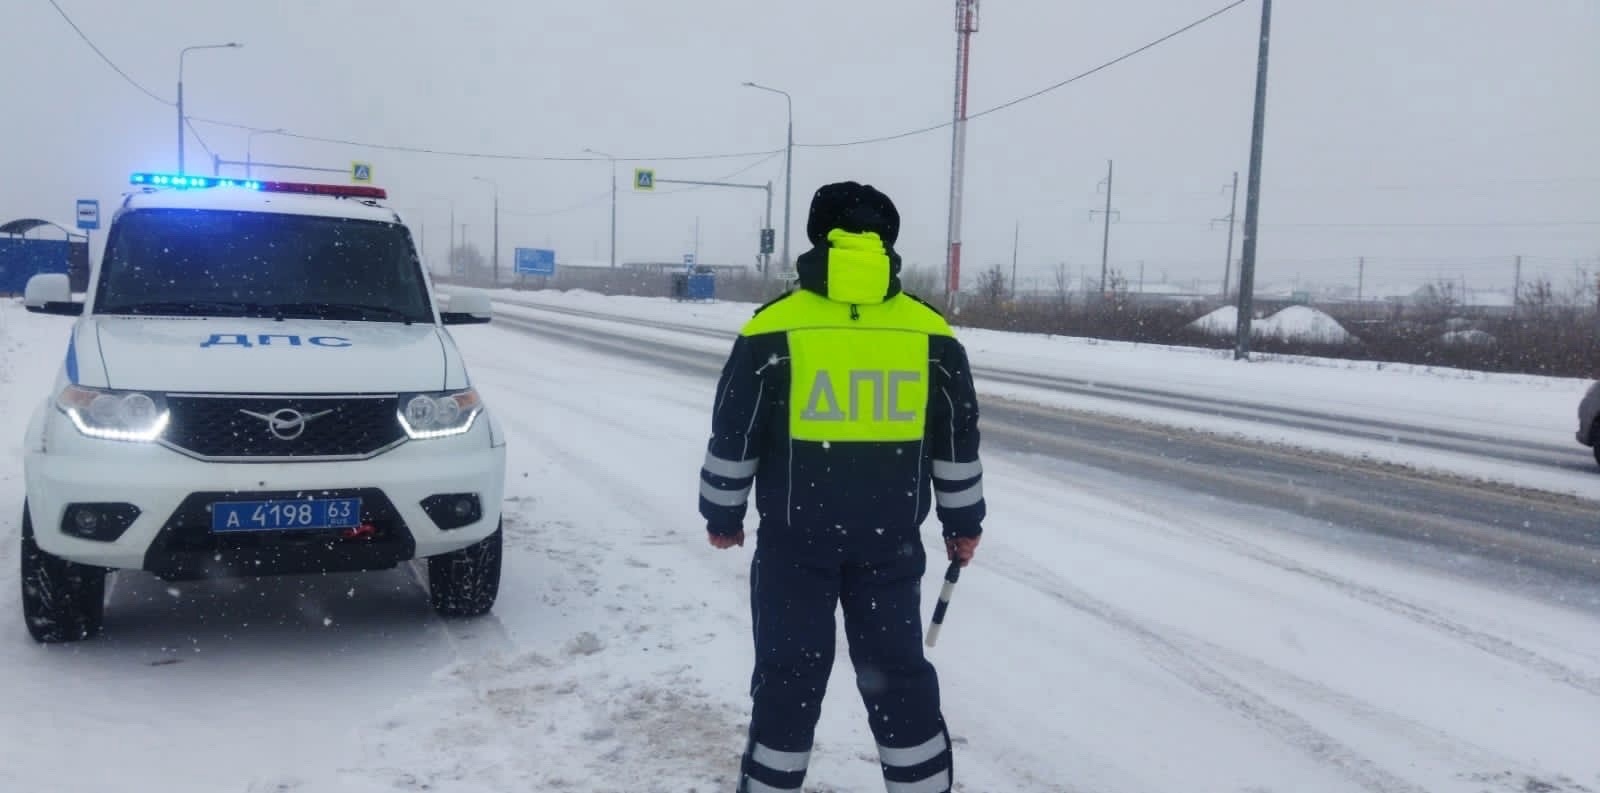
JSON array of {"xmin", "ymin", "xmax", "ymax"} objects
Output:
[
  {"xmin": 763, "ymin": 180, "xmax": 774, "ymax": 276},
  {"xmin": 741, "ymin": 83, "xmax": 793, "ymax": 271},
  {"xmin": 1139, "ymin": 260, "xmax": 1146, "ymax": 294},
  {"xmin": 1513, "ymin": 254, "xmax": 1523, "ymax": 308},
  {"xmin": 1089, "ymin": 160, "xmax": 1120, "ymax": 296},
  {"xmin": 945, "ymin": 0, "xmax": 980, "ymax": 311},
  {"xmin": 582, "ymin": 148, "xmax": 617, "ymax": 270},
  {"xmin": 473, "ymin": 176, "xmax": 500, "ymax": 285},
  {"xmin": 1011, "ymin": 221, "xmax": 1020, "ymax": 298},
  {"xmin": 176, "ymin": 43, "xmax": 242, "ymax": 175},
  {"xmin": 1234, "ymin": 0, "xmax": 1273, "ymax": 361},
  {"xmin": 653, "ymin": 176, "xmax": 775, "ymax": 273},
  {"xmin": 1357, "ymin": 256, "xmax": 1365, "ymax": 303},
  {"xmin": 1214, "ymin": 171, "xmax": 1240, "ymax": 298}
]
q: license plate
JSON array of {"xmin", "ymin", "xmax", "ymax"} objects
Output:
[{"xmin": 211, "ymin": 498, "xmax": 362, "ymax": 533}]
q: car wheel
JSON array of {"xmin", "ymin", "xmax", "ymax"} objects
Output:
[
  {"xmin": 427, "ymin": 523, "xmax": 502, "ymax": 618},
  {"xmin": 20, "ymin": 503, "xmax": 108, "ymax": 643}
]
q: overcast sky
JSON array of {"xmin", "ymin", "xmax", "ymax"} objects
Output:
[{"xmin": 4, "ymin": 0, "xmax": 1596, "ymax": 295}]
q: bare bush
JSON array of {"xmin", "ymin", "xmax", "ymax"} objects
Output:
[
  {"xmin": 975, "ymin": 264, "xmax": 1009, "ymax": 310},
  {"xmin": 445, "ymin": 263, "xmax": 1600, "ymax": 378}
]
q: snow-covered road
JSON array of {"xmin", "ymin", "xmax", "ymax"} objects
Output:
[{"xmin": 2, "ymin": 298, "xmax": 1599, "ymax": 792}]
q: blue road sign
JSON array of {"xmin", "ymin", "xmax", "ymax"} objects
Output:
[
  {"xmin": 515, "ymin": 247, "xmax": 556, "ymax": 276},
  {"xmin": 75, "ymin": 199, "xmax": 100, "ymax": 231}
]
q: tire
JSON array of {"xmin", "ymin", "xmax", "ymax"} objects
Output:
[
  {"xmin": 20, "ymin": 504, "xmax": 107, "ymax": 643},
  {"xmin": 427, "ymin": 524, "xmax": 502, "ymax": 618}
]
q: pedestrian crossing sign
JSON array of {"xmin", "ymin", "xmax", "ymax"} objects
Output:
[
  {"xmin": 351, "ymin": 162, "xmax": 373, "ymax": 183},
  {"xmin": 634, "ymin": 168, "xmax": 655, "ymax": 191}
]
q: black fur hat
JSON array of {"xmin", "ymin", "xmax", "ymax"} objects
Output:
[{"xmin": 805, "ymin": 181, "xmax": 900, "ymax": 248}]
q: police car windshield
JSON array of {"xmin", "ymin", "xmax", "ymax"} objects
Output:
[{"xmin": 95, "ymin": 209, "xmax": 432, "ymax": 323}]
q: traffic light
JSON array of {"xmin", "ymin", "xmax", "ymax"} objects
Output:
[{"xmin": 760, "ymin": 228, "xmax": 776, "ymax": 255}]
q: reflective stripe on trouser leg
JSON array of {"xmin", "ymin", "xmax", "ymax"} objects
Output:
[
  {"xmin": 737, "ymin": 740, "xmax": 810, "ymax": 793},
  {"xmin": 742, "ymin": 544, "xmax": 838, "ymax": 793},
  {"xmin": 838, "ymin": 545, "xmax": 953, "ymax": 792},
  {"xmin": 879, "ymin": 733, "xmax": 948, "ymax": 767},
  {"xmin": 739, "ymin": 775, "xmax": 802, "ymax": 793}
]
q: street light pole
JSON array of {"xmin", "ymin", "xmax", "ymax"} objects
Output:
[
  {"xmin": 177, "ymin": 42, "xmax": 242, "ymax": 175},
  {"xmin": 743, "ymin": 82, "xmax": 793, "ymax": 270},
  {"xmin": 474, "ymin": 176, "xmax": 500, "ymax": 285},
  {"xmin": 585, "ymin": 149, "xmax": 618, "ymax": 268},
  {"xmin": 246, "ymin": 128, "xmax": 285, "ymax": 179}
]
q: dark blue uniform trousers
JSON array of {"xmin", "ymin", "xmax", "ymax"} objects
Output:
[{"xmin": 738, "ymin": 536, "xmax": 954, "ymax": 793}]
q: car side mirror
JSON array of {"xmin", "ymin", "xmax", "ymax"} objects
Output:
[
  {"xmin": 440, "ymin": 291, "xmax": 492, "ymax": 325},
  {"xmin": 23, "ymin": 273, "xmax": 81, "ymax": 316}
]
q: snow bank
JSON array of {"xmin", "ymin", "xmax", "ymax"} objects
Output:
[
  {"xmin": 1189, "ymin": 305, "xmax": 1355, "ymax": 344},
  {"xmin": 1443, "ymin": 329, "xmax": 1497, "ymax": 346},
  {"xmin": 1256, "ymin": 306, "xmax": 1356, "ymax": 344},
  {"xmin": 1190, "ymin": 305, "xmax": 1239, "ymax": 336}
]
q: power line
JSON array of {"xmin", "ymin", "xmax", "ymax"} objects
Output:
[
  {"xmin": 796, "ymin": 0, "xmax": 1248, "ymax": 149},
  {"xmin": 202, "ymin": 1, "xmax": 1245, "ymax": 162},
  {"xmin": 44, "ymin": 0, "xmax": 173, "ymax": 106},
  {"xmin": 498, "ymin": 151, "xmax": 785, "ymax": 219},
  {"xmin": 500, "ymin": 189, "xmax": 614, "ymax": 219},
  {"xmin": 190, "ymin": 114, "xmax": 783, "ymax": 163},
  {"xmin": 184, "ymin": 117, "xmax": 217, "ymax": 162},
  {"xmin": 53, "ymin": 0, "xmax": 1244, "ymax": 166},
  {"xmin": 648, "ymin": 151, "xmax": 786, "ymax": 195},
  {"xmin": 43, "ymin": 0, "xmax": 783, "ymax": 167},
  {"xmin": 1269, "ymin": 221, "xmax": 1600, "ymax": 229},
  {"xmin": 1093, "ymin": 219, "xmax": 1600, "ymax": 228}
]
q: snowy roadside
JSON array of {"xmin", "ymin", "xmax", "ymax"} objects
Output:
[
  {"xmin": 0, "ymin": 298, "xmax": 1598, "ymax": 791},
  {"xmin": 475, "ymin": 288, "xmax": 1600, "ymax": 498}
]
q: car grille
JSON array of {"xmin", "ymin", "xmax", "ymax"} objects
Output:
[{"xmin": 162, "ymin": 395, "xmax": 407, "ymax": 460}]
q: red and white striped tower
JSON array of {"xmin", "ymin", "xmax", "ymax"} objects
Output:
[{"xmin": 945, "ymin": 0, "xmax": 980, "ymax": 311}]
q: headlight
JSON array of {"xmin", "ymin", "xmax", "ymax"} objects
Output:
[
  {"xmin": 397, "ymin": 389, "xmax": 482, "ymax": 439},
  {"xmin": 57, "ymin": 385, "xmax": 170, "ymax": 442}
]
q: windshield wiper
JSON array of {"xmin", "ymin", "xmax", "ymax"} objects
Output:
[
  {"xmin": 103, "ymin": 300, "xmax": 273, "ymax": 317},
  {"xmin": 269, "ymin": 302, "xmax": 419, "ymax": 324}
]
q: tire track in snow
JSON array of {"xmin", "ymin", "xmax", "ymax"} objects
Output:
[
  {"xmin": 488, "ymin": 298, "xmax": 1580, "ymax": 467},
  {"xmin": 1082, "ymin": 477, "xmax": 1600, "ymax": 699},
  {"xmin": 982, "ymin": 547, "xmax": 1430, "ymax": 793}
]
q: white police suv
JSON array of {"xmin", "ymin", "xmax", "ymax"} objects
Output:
[{"xmin": 18, "ymin": 173, "xmax": 507, "ymax": 642}]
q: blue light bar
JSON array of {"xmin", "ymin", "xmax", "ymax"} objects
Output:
[{"xmin": 130, "ymin": 173, "xmax": 261, "ymax": 190}]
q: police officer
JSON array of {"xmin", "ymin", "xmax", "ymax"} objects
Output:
[{"xmin": 699, "ymin": 181, "xmax": 985, "ymax": 793}]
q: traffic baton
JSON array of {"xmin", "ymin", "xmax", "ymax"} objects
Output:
[{"xmin": 925, "ymin": 560, "xmax": 963, "ymax": 648}]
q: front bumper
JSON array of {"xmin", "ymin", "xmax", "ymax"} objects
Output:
[{"xmin": 24, "ymin": 406, "xmax": 506, "ymax": 575}]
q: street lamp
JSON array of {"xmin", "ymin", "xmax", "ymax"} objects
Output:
[
  {"xmin": 584, "ymin": 148, "xmax": 618, "ymax": 269},
  {"xmin": 245, "ymin": 128, "xmax": 285, "ymax": 178},
  {"xmin": 743, "ymin": 81, "xmax": 793, "ymax": 271},
  {"xmin": 177, "ymin": 42, "xmax": 242, "ymax": 175},
  {"xmin": 472, "ymin": 176, "xmax": 500, "ymax": 286}
]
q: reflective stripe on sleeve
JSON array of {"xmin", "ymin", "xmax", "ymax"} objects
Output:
[
  {"xmin": 931, "ymin": 459, "xmax": 982, "ymax": 481},
  {"xmin": 703, "ymin": 451, "xmax": 760, "ymax": 480},
  {"xmin": 934, "ymin": 481, "xmax": 983, "ymax": 509},
  {"xmin": 700, "ymin": 479, "xmax": 752, "ymax": 507}
]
